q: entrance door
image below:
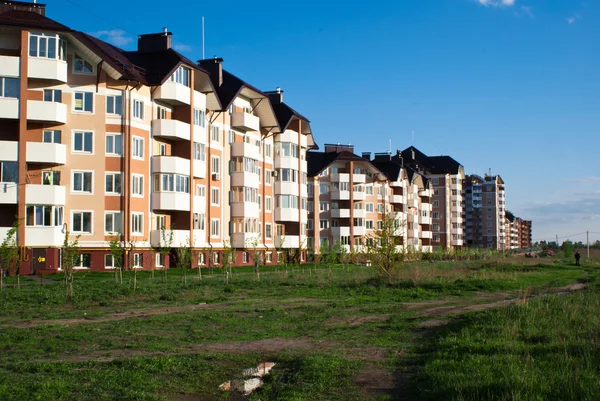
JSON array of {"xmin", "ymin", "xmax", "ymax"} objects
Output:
[{"xmin": 32, "ymin": 249, "xmax": 46, "ymax": 273}]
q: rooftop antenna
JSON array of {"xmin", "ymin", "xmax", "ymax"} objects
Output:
[
  {"xmin": 388, "ymin": 139, "xmax": 392, "ymax": 154},
  {"xmin": 202, "ymin": 17, "xmax": 205, "ymax": 60},
  {"xmin": 412, "ymin": 130, "xmax": 414, "ymax": 143}
]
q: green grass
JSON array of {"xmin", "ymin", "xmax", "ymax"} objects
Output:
[{"xmin": 0, "ymin": 258, "xmax": 596, "ymax": 400}]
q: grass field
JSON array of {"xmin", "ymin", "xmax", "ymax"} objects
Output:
[{"xmin": 0, "ymin": 256, "xmax": 597, "ymax": 400}]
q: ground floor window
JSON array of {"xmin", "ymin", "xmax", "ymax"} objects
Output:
[
  {"xmin": 75, "ymin": 254, "xmax": 91, "ymax": 268},
  {"xmin": 156, "ymin": 253, "xmax": 165, "ymax": 267},
  {"xmin": 265, "ymin": 252, "xmax": 272, "ymax": 263}
]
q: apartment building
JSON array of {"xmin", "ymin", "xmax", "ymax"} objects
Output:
[
  {"xmin": 306, "ymin": 145, "xmax": 433, "ymax": 254},
  {"xmin": 398, "ymin": 147, "xmax": 464, "ymax": 249},
  {"xmin": 0, "ymin": 1, "xmax": 316, "ymax": 274},
  {"xmin": 462, "ymin": 174, "xmax": 506, "ymax": 249}
]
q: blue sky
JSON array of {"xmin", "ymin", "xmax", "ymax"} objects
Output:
[{"xmin": 48, "ymin": 0, "xmax": 599, "ymax": 244}]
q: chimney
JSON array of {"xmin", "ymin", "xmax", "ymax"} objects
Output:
[
  {"xmin": 0, "ymin": 1, "xmax": 45, "ymax": 15},
  {"xmin": 265, "ymin": 87, "xmax": 284, "ymax": 105},
  {"xmin": 137, "ymin": 28, "xmax": 172, "ymax": 53},
  {"xmin": 199, "ymin": 56, "xmax": 223, "ymax": 87},
  {"xmin": 361, "ymin": 152, "xmax": 371, "ymax": 161}
]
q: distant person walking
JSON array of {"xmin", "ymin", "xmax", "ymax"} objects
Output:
[{"xmin": 575, "ymin": 250, "xmax": 581, "ymax": 266}]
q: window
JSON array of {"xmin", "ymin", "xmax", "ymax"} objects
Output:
[
  {"xmin": 106, "ymin": 95, "xmax": 123, "ymax": 115},
  {"xmin": 170, "ymin": 65, "xmax": 190, "ymax": 86},
  {"xmin": 193, "ymin": 213, "xmax": 205, "ymax": 230},
  {"xmin": 0, "ymin": 77, "xmax": 19, "ymax": 99},
  {"xmin": 159, "ymin": 143, "xmax": 167, "ymax": 156},
  {"xmin": 211, "ymin": 188, "xmax": 220, "ymax": 205},
  {"xmin": 105, "ymin": 212, "xmax": 123, "ymax": 234},
  {"xmin": 193, "ymin": 108, "xmax": 205, "ymax": 127},
  {"xmin": 72, "ymin": 171, "xmax": 92, "ymax": 193},
  {"xmin": 319, "ymin": 183, "xmax": 329, "ymax": 194},
  {"xmin": 132, "ymin": 213, "xmax": 143, "ymax": 235},
  {"xmin": 211, "ymin": 126, "xmax": 220, "ymax": 142},
  {"xmin": 265, "ymin": 252, "xmax": 273, "ymax": 263},
  {"xmin": 211, "ymin": 156, "xmax": 220, "ymax": 174},
  {"xmin": 228, "ymin": 130, "xmax": 235, "ymax": 144},
  {"xmin": 43, "ymin": 130, "xmax": 61, "ymax": 144},
  {"xmin": 211, "ymin": 219, "xmax": 220, "ymax": 237},
  {"xmin": 320, "ymin": 220, "xmax": 328, "ymax": 229},
  {"xmin": 331, "ymin": 220, "xmax": 339, "ymax": 228},
  {"xmin": 42, "ymin": 171, "xmax": 60, "ymax": 185},
  {"xmin": 132, "ymin": 137, "xmax": 144, "ymax": 159},
  {"xmin": 105, "ymin": 254, "xmax": 118, "ymax": 268},
  {"xmin": 132, "ymin": 253, "xmax": 142, "ymax": 268},
  {"xmin": 74, "ymin": 254, "xmax": 91, "ymax": 268},
  {"xmin": 105, "ymin": 173, "xmax": 122, "ymax": 194},
  {"xmin": 307, "ymin": 201, "xmax": 313, "ymax": 212},
  {"xmin": 432, "ymin": 177, "xmax": 439, "ymax": 185},
  {"xmin": 153, "ymin": 174, "xmax": 189, "ymax": 193},
  {"xmin": 366, "ymin": 220, "xmax": 374, "ymax": 229},
  {"xmin": 366, "ymin": 203, "xmax": 374, "ymax": 212},
  {"xmin": 72, "ymin": 211, "xmax": 92, "ymax": 233},
  {"xmin": 73, "ymin": 131, "xmax": 93, "ymax": 153},
  {"xmin": 265, "ymin": 223, "xmax": 272, "ymax": 239},
  {"xmin": 276, "ymin": 195, "xmax": 298, "ymax": 209},
  {"xmin": 319, "ymin": 202, "xmax": 328, "ymax": 211},
  {"xmin": 74, "ymin": 92, "xmax": 93, "ymax": 112},
  {"xmin": 307, "ymin": 219, "xmax": 313, "ymax": 230},
  {"xmin": 434, "ymin": 189, "xmax": 439, "ymax": 196},
  {"xmin": 43, "ymin": 89, "xmax": 61, "ymax": 102},
  {"xmin": 73, "ymin": 55, "xmax": 93, "ymax": 74},
  {"xmin": 432, "ymin": 223, "xmax": 439, "ymax": 231},
  {"xmin": 157, "ymin": 106, "xmax": 168, "ymax": 119},
  {"xmin": 196, "ymin": 185, "xmax": 206, "ymax": 197},
  {"xmin": 29, "ymin": 33, "xmax": 67, "ymax": 60},
  {"xmin": 104, "ymin": 134, "xmax": 122, "ymax": 156},
  {"xmin": 25, "ymin": 205, "xmax": 63, "ymax": 227},
  {"xmin": 265, "ymin": 197, "xmax": 272, "ymax": 211},
  {"xmin": 156, "ymin": 253, "xmax": 165, "ymax": 267},
  {"xmin": 132, "ymin": 175, "xmax": 144, "ymax": 196},
  {"xmin": 265, "ymin": 144, "xmax": 272, "ymax": 157},
  {"xmin": 133, "ymin": 99, "xmax": 144, "ymax": 119},
  {"xmin": 198, "ymin": 252, "xmax": 206, "ymax": 265},
  {"xmin": 366, "ymin": 186, "xmax": 374, "ymax": 195},
  {"xmin": 193, "ymin": 142, "xmax": 206, "ymax": 161},
  {"xmin": 433, "ymin": 200, "xmax": 439, "ymax": 207},
  {"xmin": 432, "ymin": 212, "xmax": 440, "ymax": 219},
  {"xmin": 377, "ymin": 204, "xmax": 384, "ymax": 213}
]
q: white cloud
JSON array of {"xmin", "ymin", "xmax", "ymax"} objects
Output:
[
  {"xmin": 173, "ymin": 43, "xmax": 193, "ymax": 53},
  {"xmin": 567, "ymin": 13, "xmax": 580, "ymax": 24},
  {"xmin": 477, "ymin": 0, "xmax": 516, "ymax": 7},
  {"xmin": 91, "ymin": 29, "xmax": 133, "ymax": 47},
  {"xmin": 519, "ymin": 6, "xmax": 534, "ymax": 18}
]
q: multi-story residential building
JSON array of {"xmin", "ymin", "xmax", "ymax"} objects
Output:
[
  {"xmin": 398, "ymin": 147, "xmax": 464, "ymax": 249},
  {"xmin": 462, "ymin": 174, "xmax": 506, "ymax": 249},
  {"xmin": 306, "ymin": 145, "xmax": 433, "ymax": 254},
  {"xmin": 0, "ymin": 1, "xmax": 317, "ymax": 274},
  {"xmin": 519, "ymin": 219, "xmax": 532, "ymax": 249}
]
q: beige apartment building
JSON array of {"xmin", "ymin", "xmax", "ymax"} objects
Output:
[
  {"xmin": 462, "ymin": 174, "xmax": 506, "ymax": 249},
  {"xmin": 306, "ymin": 145, "xmax": 433, "ymax": 254},
  {"xmin": 0, "ymin": 1, "xmax": 316, "ymax": 274}
]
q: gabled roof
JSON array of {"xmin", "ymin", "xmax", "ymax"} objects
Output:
[
  {"xmin": 399, "ymin": 146, "xmax": 462, "ymax": 175},
  {"xmin": 0, "ymin": 8, "xmax": 71, "ymax": 31},
  {"xmin": 370, "ymin": 158, "xmax": 402, "ymax": 182},
  {"xmin": 307, "ymin": 150, "xmax": 369, "ymax": 178},
  {"xmin": 123, "ymin": 48, "xmax": 206, "ymax": 86}
]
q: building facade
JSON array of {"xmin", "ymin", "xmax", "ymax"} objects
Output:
[
  {"xmin": 462, "ymin": 174, "xmax": 506, "ymax": 249},
  {"xmin": 0, "ymin": 1, "xmax": 317, "ymax": 274}
]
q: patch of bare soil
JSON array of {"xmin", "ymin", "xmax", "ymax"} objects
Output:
[
  {"xmin": 27, "ymin": 338, "xmax": 388, "ymax": 364},
  {"xmin": 324, "ymin": 315, "xmax": 391, "ymax": 327},
  {"xmin": 354, "ymin": 366, "xmax": 396, "ymax": 398}
]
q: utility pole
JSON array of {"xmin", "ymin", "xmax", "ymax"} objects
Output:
[
  {"xmin": 587, "ymin": 231, "xmax": 590, "ymax": 258},
  {"xmin": 556, "ymin": 234, "xmax": 558, "ymax": 248}
]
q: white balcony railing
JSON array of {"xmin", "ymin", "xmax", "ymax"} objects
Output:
[
  {"xmin": 152, "ymin": 192, "xmax": 190, "ymax": 211},
  {"xmin": 231, "ymin": 141, "xmax": 260, "ymax": 160},
  {"xmin": 0, "ymin": 183, "xmax": 17, "ymax": 204},
  {"xmin": 150, "ymin": 229, "xmax": 190, "ymax": 247},
  {"xmin": 27, "ymin": 100, "xmax": 67, "ymax": 124},
  {"xmin": 28, "ymin": 57, "xmax": 68, "ymax": 82},
  {"xmin": 152, "ymin": 156, "xmax": 190, "ymax": 176},
  {"xmin": 0, "ymin": 98, "xmax": 19, "ymax": 119},
  {"xmin": 25, "ymin": 184, "xmax": 65, "ymax": 205},
  {"xmin": 25, "ymin": 226, "xmax": 64, "ymax": 247},
  {"xmin": 231, "ymin": 111, "xmax": 260, "ymax": 132},
  {"xmin": 231, "ymin": 202, "xmax": 260, "ymax": 218},
  {"xmin": 0, "ymin": 140, "xmax": 18, "ymax": 161},
  {"xmin": 331, "ymin": 209, "xmax": 350, "ymax": 219},
  {"xmin": 26, "ymin": 142, "xmax": 67, "ymax": 165},
  {"xmin": 154, "ymin": 80, "xmax": 190, "ymax": 105},
  {"xmin": 151, "ymin": 119, "xmax": 191, "ymax": 141}
]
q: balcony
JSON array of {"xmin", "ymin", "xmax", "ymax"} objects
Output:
[
  {"xmin": 193, "ymin": 125, "xmax": 207, "ymax": 144},
  {"xmin": 331, "ymin": 208, "xmax": 350, "ymax": 218},
  {"xmin": 407, "ymin": 228, "xmax": 419, "ymax": 239},
  {"xmin": 151, "ymin": 119, "xmax": 191, "ymax": 142},
  {"xmin": 353, "ymin": 209, "xmax": 366, "ymax": 218},
  {"xmin": 193, "ymin": 195, "xmax": 206, "ymax": 213},
  {"xmin": 0, "ymin": 141, "xmax": 18, "ymax": 161},
  {"xmin": 154, "ymin": 80, "xmax": 190, "ymax": 105},
  {"xmin": 331, "ymin": 226, "xmax": 351, "ymax": 237},
  {"xmin": 152, "ymin": 192, "xmax": 190, "ymax": 211},
  {"xmin": 28, "ymin": 57, "xmax": 68, "ymax": 82},
  {"xmin": 407, "ymin": 198, "xmax": 418, "ymax": 208},
  {"xmin": 275, "ymin": 235, "xmax": 301, "ymax": 249},
  {"xmin": 419, "ymin": 215, "xmax": 432, "ymax": 225},
  {"xmin": 26, "ymin": 142, "xmax": 66, "ymax": 165},
  {"xmin": 152, "ymin": 156, "xmax": 190, "ymax": 175},
  {"xmin": 0, "ymin": 183, "xmax": 17, "ymax": 204},
  {"xmin": 150, "ymin": 229, "xmax": 191, "ymax": 247},
  {"xmin": 231, "ymin": 111, "xmax": 260, "ymax": 132},
  {"xmin": 353, "ymin": 173, "xmax": 366, "ymax": 183},
  {"xmin": 451, "ymin": 239, "xmax": 464, "ymax": 247},
  {"xmin": 0, "ymin": 97, "xmax": 19, "ymax": 119},
  {"xmin": 353, "ymin": 191, "xmax": 365, "ymax": 201},
  {"xmin": 27, "ymin": 100, "xmax": 67, "ymax": 124},
  {"xmin": 232, "ymin": 232, "xmax": 261, "ymax": 248},
  {"xmin": 0, "ymin": 55, "xmax": 19, "ymax": 76},
  {"xmin": 353, "ymin": 226, "xmax": 366, "ymax": 236},
  {"xmin": 330, "ymin": 173, "xmax": 350, "ymax": 182},
  {"xmin": 0, "ymin": 227, "xmax": 10, "ymax": 242},
  {"xmin": 274, "ymin": 156, "xmax": 298, "ymax": 170},
  {"xmin": 274, "ymin": 181, "xmax": 298, "ymax": 195},
  {"xmin": 232, "ymin": 172, "xmax": 260, "ymax": 188},
  {"xmin": 420, "ymin": 231, "xmax": 433, "ymax": 239},
  {"xmin": 390, "ymin": 194, "xmax": 404, "ymax": 204},
  {"xmin": 193, "ymin": 160, "xmax": 206, "ymax": 179},
  {"xmin": 330, "ymin": 190, "xmax": 350, "ymax": 200},
  {"xmin": 407, "ymin": 214, "xmax": 417, "ymax": 223},
  {"xmin": 231, "ymin": 202, "xmax": 260, "ymax": 218},
  {"xmin": 25, "ymin": 226, "xmax": 63, "ymax": 247},
  {"xmin": 25, "ymin": 184, "xmax": 65, "ymax": 205},
  {"xmin": 231, "ymin": 141, "xmax": 260, "ymax": 160},
  {"xmin": 275, "ymin": 207, "xmax": 299, "ymax": 222}
]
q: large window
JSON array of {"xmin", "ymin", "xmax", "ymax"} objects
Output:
[
  {"xmin": 132, "ymin": 137, "xmax": 144, "ymax": 159},
  {"xmin": 211, "ymin": 126, "xmax": 220, "ymax": 142},
  {"xmin": 105, "ymin": 212, "xmax": 123, "ymax": 234},
  {"xmin": 193, "ymin": 108, "xmax": 205, "ymax": 127},
  {"xmin": 105, "ymin": 134, "xmax": 122, "ymax": 156},
  {"xmin": 231, "ymin": 157, "xmax": 259, "ymax": 175},
  {"xmin": 72, "ymin": 171, "xmax": 93, "ymax": 193},
  {"xmin": 170, "ymin": 66, "xmax": 190, "ymax": 86},
  {"xmin": 132, "ymin": 174, "xmax": 144, "ymax": 196},
  {"xmin": 26, "ymin": 205, "xmax": 63, "ymax": 227},
  {"xmin": 29, "ymin": 33, "xmax": 67, "ymax": 60},
  {"xmin": 74, "ymin": 92, "xmax": 93, "ymax": 112},
  {"xmin": 72, "ymin": 211, "xmax": 92, "ymax": 234},
  {"xmin": 153, "ymin": 174, "xmax": 189, "ymax": 193},
  {"xmin": 133, "ymin": 99, "xmax": 144, "ymax": 119},
  {"xmin": 0, "ymin": 161, "xmax": 18, "ymax": 182},
  {"xmin": 276, "ymin": 195, "xmax": 298, "ymax": 209},
  {"xmin": 106, "ymin": 95, "xmax": 123, "ymax": 115},
  {"xmin": 0, "ymin": 77, "xmax": 19, "ymax": 99},
  {"xmin": 210, "ymin": 219, "xmax": 220, "ymax": 238},
  {"xmin": 105, "ymin": 173, "xmax": 122, "ymax": 195},
  {"xmin": 73, "ymin": 54, "xmax": 93, "ymax": 74},
  {"xmin": 211, "ymin": 156, "xmax": 220, "ymax": 175},
  {"xmin": 74, "ymin": 254, "xmax": 91, "ymax": 268},
  {"xmin": 275, "ymin": 142, "xmax": 299, "ymax": 158},
  {"xmin": 211, "ymin": 188, "xmax": 220, "ymax": 205},
  {"xmin": 43, "ymin": 130, "xmax": 61, "ymax": 144},
  {"xmin": 132, "ymin": 213, "xmax": 143, "ymax": 235},
  {"xmin": 276, "ymin": 168, "xmax": 297, "ymax": 182},
  {"xmin": 193, "ymin": 213, "xmax": 205, "ymax": 230},
  {"xmin": 231, "ymin": 187, "xmax": 259, "ymax": 203},
  {"xmin": 73, "ymin": 131, "xmax": 93, "ymax": 153},
  {"xmin": 193, "ymin": 142, "xmax": 205, "ymax": 161}
]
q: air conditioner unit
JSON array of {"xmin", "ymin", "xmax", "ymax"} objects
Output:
[
  {"xmin": 271, "ymin": 170, "xmax": 278, "ymax": 177},
  {"xmin": 212, "ymin": 173, "xmax": 220, "ymax": 181}
]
